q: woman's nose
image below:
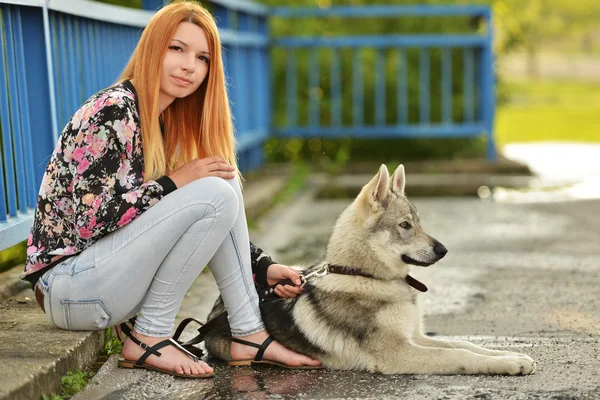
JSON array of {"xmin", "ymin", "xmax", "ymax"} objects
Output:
[{"xmin": 182, "ymin": 54, "xmax": 196, "ymax": 72}]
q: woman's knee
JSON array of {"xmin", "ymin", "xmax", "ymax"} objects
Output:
[{"xmin": 187, "ymin": 177, "xmax": 239, "ymax": 223}]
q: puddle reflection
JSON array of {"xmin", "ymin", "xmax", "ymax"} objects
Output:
[{"xmin": 203, "ymin": 365, "xmax": 322, "ymax": 399}]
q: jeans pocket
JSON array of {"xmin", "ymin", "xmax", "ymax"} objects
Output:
[{"xmin": 61, "ymin": 300, "xmax": 112, "ymax": 330}]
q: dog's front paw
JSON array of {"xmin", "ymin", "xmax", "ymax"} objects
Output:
[{"xmin": 495, "ymin": 356, "xmax": 536, "ymax": 376}]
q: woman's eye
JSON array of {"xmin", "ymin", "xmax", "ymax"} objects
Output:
[
  {"xmin": 400, "ymin": 221, "xmax": 411, "ymax": 229},
  {"xmin": 198, "ymin": 55, "xmax": 210, "ymax": 63},
  {"xmin": 169, "ymin": 45, "xmax": 183, "ymax": 52}
]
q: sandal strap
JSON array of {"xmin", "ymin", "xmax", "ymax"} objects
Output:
[
  {"xmin": 231, "ymin": 335, "xmax": 275, "ymax": 362},
  {"xmin": 120, "ymin": 322, "xmax": 201, "ymax": 366},
  {"xmin": 178, "ymin": 312, "xmax": 229, "ymax": 347},
  {"xmin": 172, "ymin": 317, "xmax": 204, "ymax": 342},
  {"xmin": 115, "ymin": 317, "xmax": 137, "ymax": 342},
  {"xmin": 231, "ymin": 337, "xmax": 261, "ymax": 349},
  {"xmin": 135, "ymin": 338, "xmax": 200, "ymax": 366},
  {"xmin": 119, "ymin": 323, "xmax": 163, "ymax": 360},
  {"xmin": 255, "ymin": 336, "xmax": 275, "ymax": 361},
  {"xmin": 168, "ymin": 338, "xmax": 200, "ymax": 362},
  {"xmin": 135, "ymin": 338, "xmax": 171, "ymax": 366}
]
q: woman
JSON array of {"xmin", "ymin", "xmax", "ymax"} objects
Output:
[{"xmin": 20, "ymin": 1, "xmax": 320, "ymax": 378}]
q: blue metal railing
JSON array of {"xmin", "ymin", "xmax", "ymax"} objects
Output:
[
  {"xmin": 270, "ymin": 5, "xmax": 497, "ymax": 161},
  {"xmin": 0, "ymin": 0, "xmax": 269, "ymax": 250}
]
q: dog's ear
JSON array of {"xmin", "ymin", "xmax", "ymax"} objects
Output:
[
  {"xmin": 391, "ymin": 164, "xmax": 406, "ymax": 195},
  {"xmin": 371, "ymin": 164, "xmax": 390, "ymax": 204}
]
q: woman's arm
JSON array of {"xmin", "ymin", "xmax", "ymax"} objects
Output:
[{"xmin": 250, "ymin": 241, "xmax": 275, "ymax": 286}]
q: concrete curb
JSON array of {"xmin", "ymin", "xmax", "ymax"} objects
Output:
[
  {"xmin": 0, "ymin": 295, "xmax": 105, "ymax": 400},
  {"xmin": 318, "ymin": 173, "xmax": 537, "ymax": 198}
]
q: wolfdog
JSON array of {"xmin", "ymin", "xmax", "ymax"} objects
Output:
[{"xmin": 205, "ymin": 164, "xmax": 535, "ymax": 375}]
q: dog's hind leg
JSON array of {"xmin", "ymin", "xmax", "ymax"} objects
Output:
[{"xmin": 378, "ymin": 343, "xmax": 535, "ymax": 375}]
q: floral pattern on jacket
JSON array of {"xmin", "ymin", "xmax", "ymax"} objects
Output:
[{"xmin": 22, "ymin": 81, "xmax": 275, "ymax": 283}]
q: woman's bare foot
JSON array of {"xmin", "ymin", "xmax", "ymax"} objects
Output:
[
  {"xmin": 121, "ymin": 330, "xmax": 213, "ymax": 377},
  {"xmin": 230, "ymin": 330, "xmax": 321, "ymax": 367}
]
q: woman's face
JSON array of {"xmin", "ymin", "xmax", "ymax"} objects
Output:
[{"xmin": 159, "ymin": 21, "xmax": 210, "ymax": 110}]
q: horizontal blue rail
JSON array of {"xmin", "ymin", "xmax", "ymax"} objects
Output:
[
  {"xmin": 271, "ymin": 5, "xmax": 490, "ymax": 18},
  {"xmin": 273, "ymin": 35, "xmax": 487, "ymax": 48},
  {"xmin": 275, "ymin": 124, "xmax": 486, "ymax": 138}
]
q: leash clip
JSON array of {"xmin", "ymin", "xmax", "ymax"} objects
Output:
[{"xmin": 299, "ymin": 263, "xmax": 329, "ymax": 287}]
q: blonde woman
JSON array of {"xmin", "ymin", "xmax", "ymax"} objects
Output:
[{"xmin": 21, "ymin": 1, "xmax": 320, "ymax": 378}]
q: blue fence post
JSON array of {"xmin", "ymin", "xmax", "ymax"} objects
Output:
[
  {"xmin": 441, "ymin": 48, "xmax": 452, "ymax": 124},
  {"xmin": 0, "ymin": 6, "xmax": 19, "ymax": 219},
  {"xmin": 12, "ymin": 8, "xmax": 37, "ymax": 209},
  {"xmin": 4, "ymin": 6, "xmax": 28, "ymax": 214},
  {"xmin": 480, "ymin": 10, "xmax": 497, "ymax": 161},
  {"xmin": 397, "ymin": 49, "xmax": 408, "ymax": 125}
]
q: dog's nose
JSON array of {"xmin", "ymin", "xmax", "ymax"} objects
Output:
[{"xmin": 433, "ymin": 241, "xmax": 448, "ymax": 258}]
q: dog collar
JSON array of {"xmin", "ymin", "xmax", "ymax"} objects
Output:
[{"xmin": 325, "ymin": 264, "xmax": 428, "ymax": 293}]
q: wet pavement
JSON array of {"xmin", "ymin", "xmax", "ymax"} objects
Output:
[
  {"xmin": 75, "ymin": 168, "xmax": 600, "ymax": 399},
  {"xmin": 499, "ymin": 143, "xmax": 600, "ymax": 202}
]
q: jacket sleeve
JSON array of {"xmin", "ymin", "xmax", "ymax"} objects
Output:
[
  {"xmin": 69, "ymin": 101, "xmax": 174, "ymax": 242},
  {"xmin": 250, "ymin": 241, "xmax": 276, "ymax": 286}
]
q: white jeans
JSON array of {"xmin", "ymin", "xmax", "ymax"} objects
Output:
[{"xmin": 36, "ymin": 177, "xmax": 265, "ymax": 337}]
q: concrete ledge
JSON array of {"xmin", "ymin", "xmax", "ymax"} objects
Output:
[
  {"xmin": 317, "ymin": 173, "xmax": 537, "ymax": 199},
  {"xmin": 0, "ymin": 289, "xmax": 105, "ymax": 400},
  {"xmin": 336, "ymin": 156, "xmax": 533, "ymax": 175}
]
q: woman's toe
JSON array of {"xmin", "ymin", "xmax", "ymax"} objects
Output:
[{"xmin": 200, "ymin": 362, "xmax": 213, "ymax": 374}]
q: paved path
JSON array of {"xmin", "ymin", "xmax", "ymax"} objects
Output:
[{"xmin": 76, "ymin": 172, "xmax": 600, "ymax": 399}]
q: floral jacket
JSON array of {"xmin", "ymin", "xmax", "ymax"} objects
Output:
[{"xmin": 21, "ymin": 80, "xmax": 275, "ymax": 287}]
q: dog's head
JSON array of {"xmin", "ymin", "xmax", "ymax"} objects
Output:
[{"xmin": 354, "ymin": 164, "xmax": 447, "ymax": 276}]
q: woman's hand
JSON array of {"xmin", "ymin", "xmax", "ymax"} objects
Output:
[
  {"xmin": 266, "ymin": 264, "xmax": 305, "ymax": 299},
  {"xmin": 168, "ymin": 156, "xmax": 236, "ymax": 188}
]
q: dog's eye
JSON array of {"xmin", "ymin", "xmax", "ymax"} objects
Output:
[{"xmin": 400, "ymin": 221, "xmax": 411, "ymax": 229}]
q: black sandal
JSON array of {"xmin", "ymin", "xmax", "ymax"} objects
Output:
[
  {"xmin": 229, "ymin": 336, "xmax": 323, "ymax": 370},
  {"xmin": 115, "ymin": 316, "xmax": 137, "ymax": 343},
  {"xmin": 117, "ymin": 322, "xmax": 214, "ymax": 379}
]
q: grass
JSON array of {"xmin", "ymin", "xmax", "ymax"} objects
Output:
[
  {"xmin": 496, "ymin": 80, "xmax": 600, "ymax": 147},
  {"xmin": 41, "ymin": 371, "xmax": 94, "ymax": 400}
]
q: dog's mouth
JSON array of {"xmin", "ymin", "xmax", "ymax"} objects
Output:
[{"xmin": 401, "ymin": 254, "xmax": 435, "ymax": 267}]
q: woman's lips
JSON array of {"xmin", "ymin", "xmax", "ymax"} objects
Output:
[{"xmin": 173, "ymin": 76, "xmax": 192, "ymax": 86}]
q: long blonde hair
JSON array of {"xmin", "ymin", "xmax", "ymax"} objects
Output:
[{"xmin": 119, "ymin": 1, "xmax": 238, "ymax": 182}]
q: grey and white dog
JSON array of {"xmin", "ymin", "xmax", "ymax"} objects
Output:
[{"xmin": 205, "ymin": 164, "xmax": 535, "ymax": 375}]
